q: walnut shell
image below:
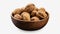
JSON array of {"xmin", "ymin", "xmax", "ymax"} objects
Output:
[
  {"xmin": 21, "ymin": 12, "xmax": 30, "ymax": 21},
  {"xmin": 31, "ymin": 10, "xmax": 37, "ymax": 16},
  {"xmin": 31, "ymin": 16, "xmax": 39, "ymax": 21},
  {"xmin": 12, "ymin": 8, "xmax": 24, "ymax": 15},
  {"xmin": 36, "ymin": 10, "xmax": 47, "ymax": 18},
  {"xmin": 39, "ymin": 8, "xmax": 45, "ymax": 12},
  {"xmin": 14, "ymin": 14, "xmax": 22, "ymax": 20},
  {"xmin": 24, "ymin": 3, "xmax": 35, "ymax": 13}
]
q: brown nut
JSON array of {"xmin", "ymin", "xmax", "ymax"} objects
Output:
[
  {"xmin": 36, "ymin": 10, "xmax": 47, "ymax": 18},
  {"xmin": 24, "ymin": 3, "xmax": 35, "ymax": 13},
  {"xmin": 31, "ymin": 16, "xmax": 40, "ymax": 21},
  {"xmin": 19, "ymin": 7, "xmax": 25, "ymax": 14},
  {"xmin": 21, "ymin": 12, "xmax": 30, "ymax": 21},
  {"xmin": 39, "ymin": 8, "xmax": 45, "ymax": 12},
  {"xmin": 12, "ymin": 8, "xmax": 24, "ymax": 15},
  {"xmin": 14, "ymin": 14, "xmax": 22, "ymax": 20},
  {"xmin": 31, "ymin": 10, "xmax": 37, "ymax": 16}
]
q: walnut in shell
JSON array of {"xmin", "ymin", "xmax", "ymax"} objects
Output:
[
  {"xmin": 31, "ymin": 16, "xmax": 40, "ymax": 21},
  {"xmin": 12, "ymin": 8, "xmax": 24, "ymax": 15},
  {"xmin": 14, "ymin": 14, "xmax": 22, "ymax": 20},
  {"xmin": 24, "ymin": 3, "xmax": 35, "ymax": 13},
  {"xmin": 39, "ymin": 8, "xmax": 45, "ymax": 12},
  {"xmin": 21, "ymin": 12, "xmax": 30, "ymax": 21},
  {"xmin": 36, "ymin": 9, "xmax": 47, "ymax": 18},
  {"xmin": 31, "ymin": 9, "xmax": 37, "ymax": 16}
]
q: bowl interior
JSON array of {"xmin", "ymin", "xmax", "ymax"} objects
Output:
[{"xmin": 11, "ymin": 11, "xmax": 49, "ymax": 22}]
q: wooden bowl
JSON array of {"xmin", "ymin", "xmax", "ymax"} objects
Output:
[{"xmin": 11, "ymin": 12, "xmax": 49, "ymax": 31}]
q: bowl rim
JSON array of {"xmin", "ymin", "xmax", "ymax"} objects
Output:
[{"xmin": 11, "ymin": 11, "xmax": 49, "ymax": 22}]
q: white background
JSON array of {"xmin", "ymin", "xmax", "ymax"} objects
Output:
[{"xmin": 0, "ymin": 0, "xmax": 60, "ymax": 34}]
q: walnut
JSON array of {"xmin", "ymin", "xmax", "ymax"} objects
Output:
[
  {"xmin": 39, "ymin": 8, "xmax": 45, "ymax": 12},
  {"xmin": 24, "ymin": 3, "xmax": 35, "ymax": 13},
  {"xmin": 36, "ymin": 9, "xmax": 47, "ymax": 18},
  {"xmin": 12, "ymin": 4, "xmax": 48, "ymax": 21},
  {"xmin": 12, "ymin": 8, "xmax": 24, "ymax": 15},
  {"xmin": 31, "ymin": 10, "xmax": 37, "ymax": 16},
  {"xmin": 21, "ymin": 12, "xmax": 30, "ymax": 21},
  {"xmin": 31, "ymin": 16, "xmax": 39, "ymax": 21},
  {"xmin": 14, "ymin": 14, "xmax": 22, "ymax": 20}
]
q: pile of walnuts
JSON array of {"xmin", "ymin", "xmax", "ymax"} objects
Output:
[{"xmin": 12, "ymin": 3, "xmax": 47, "ymax": 21}]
